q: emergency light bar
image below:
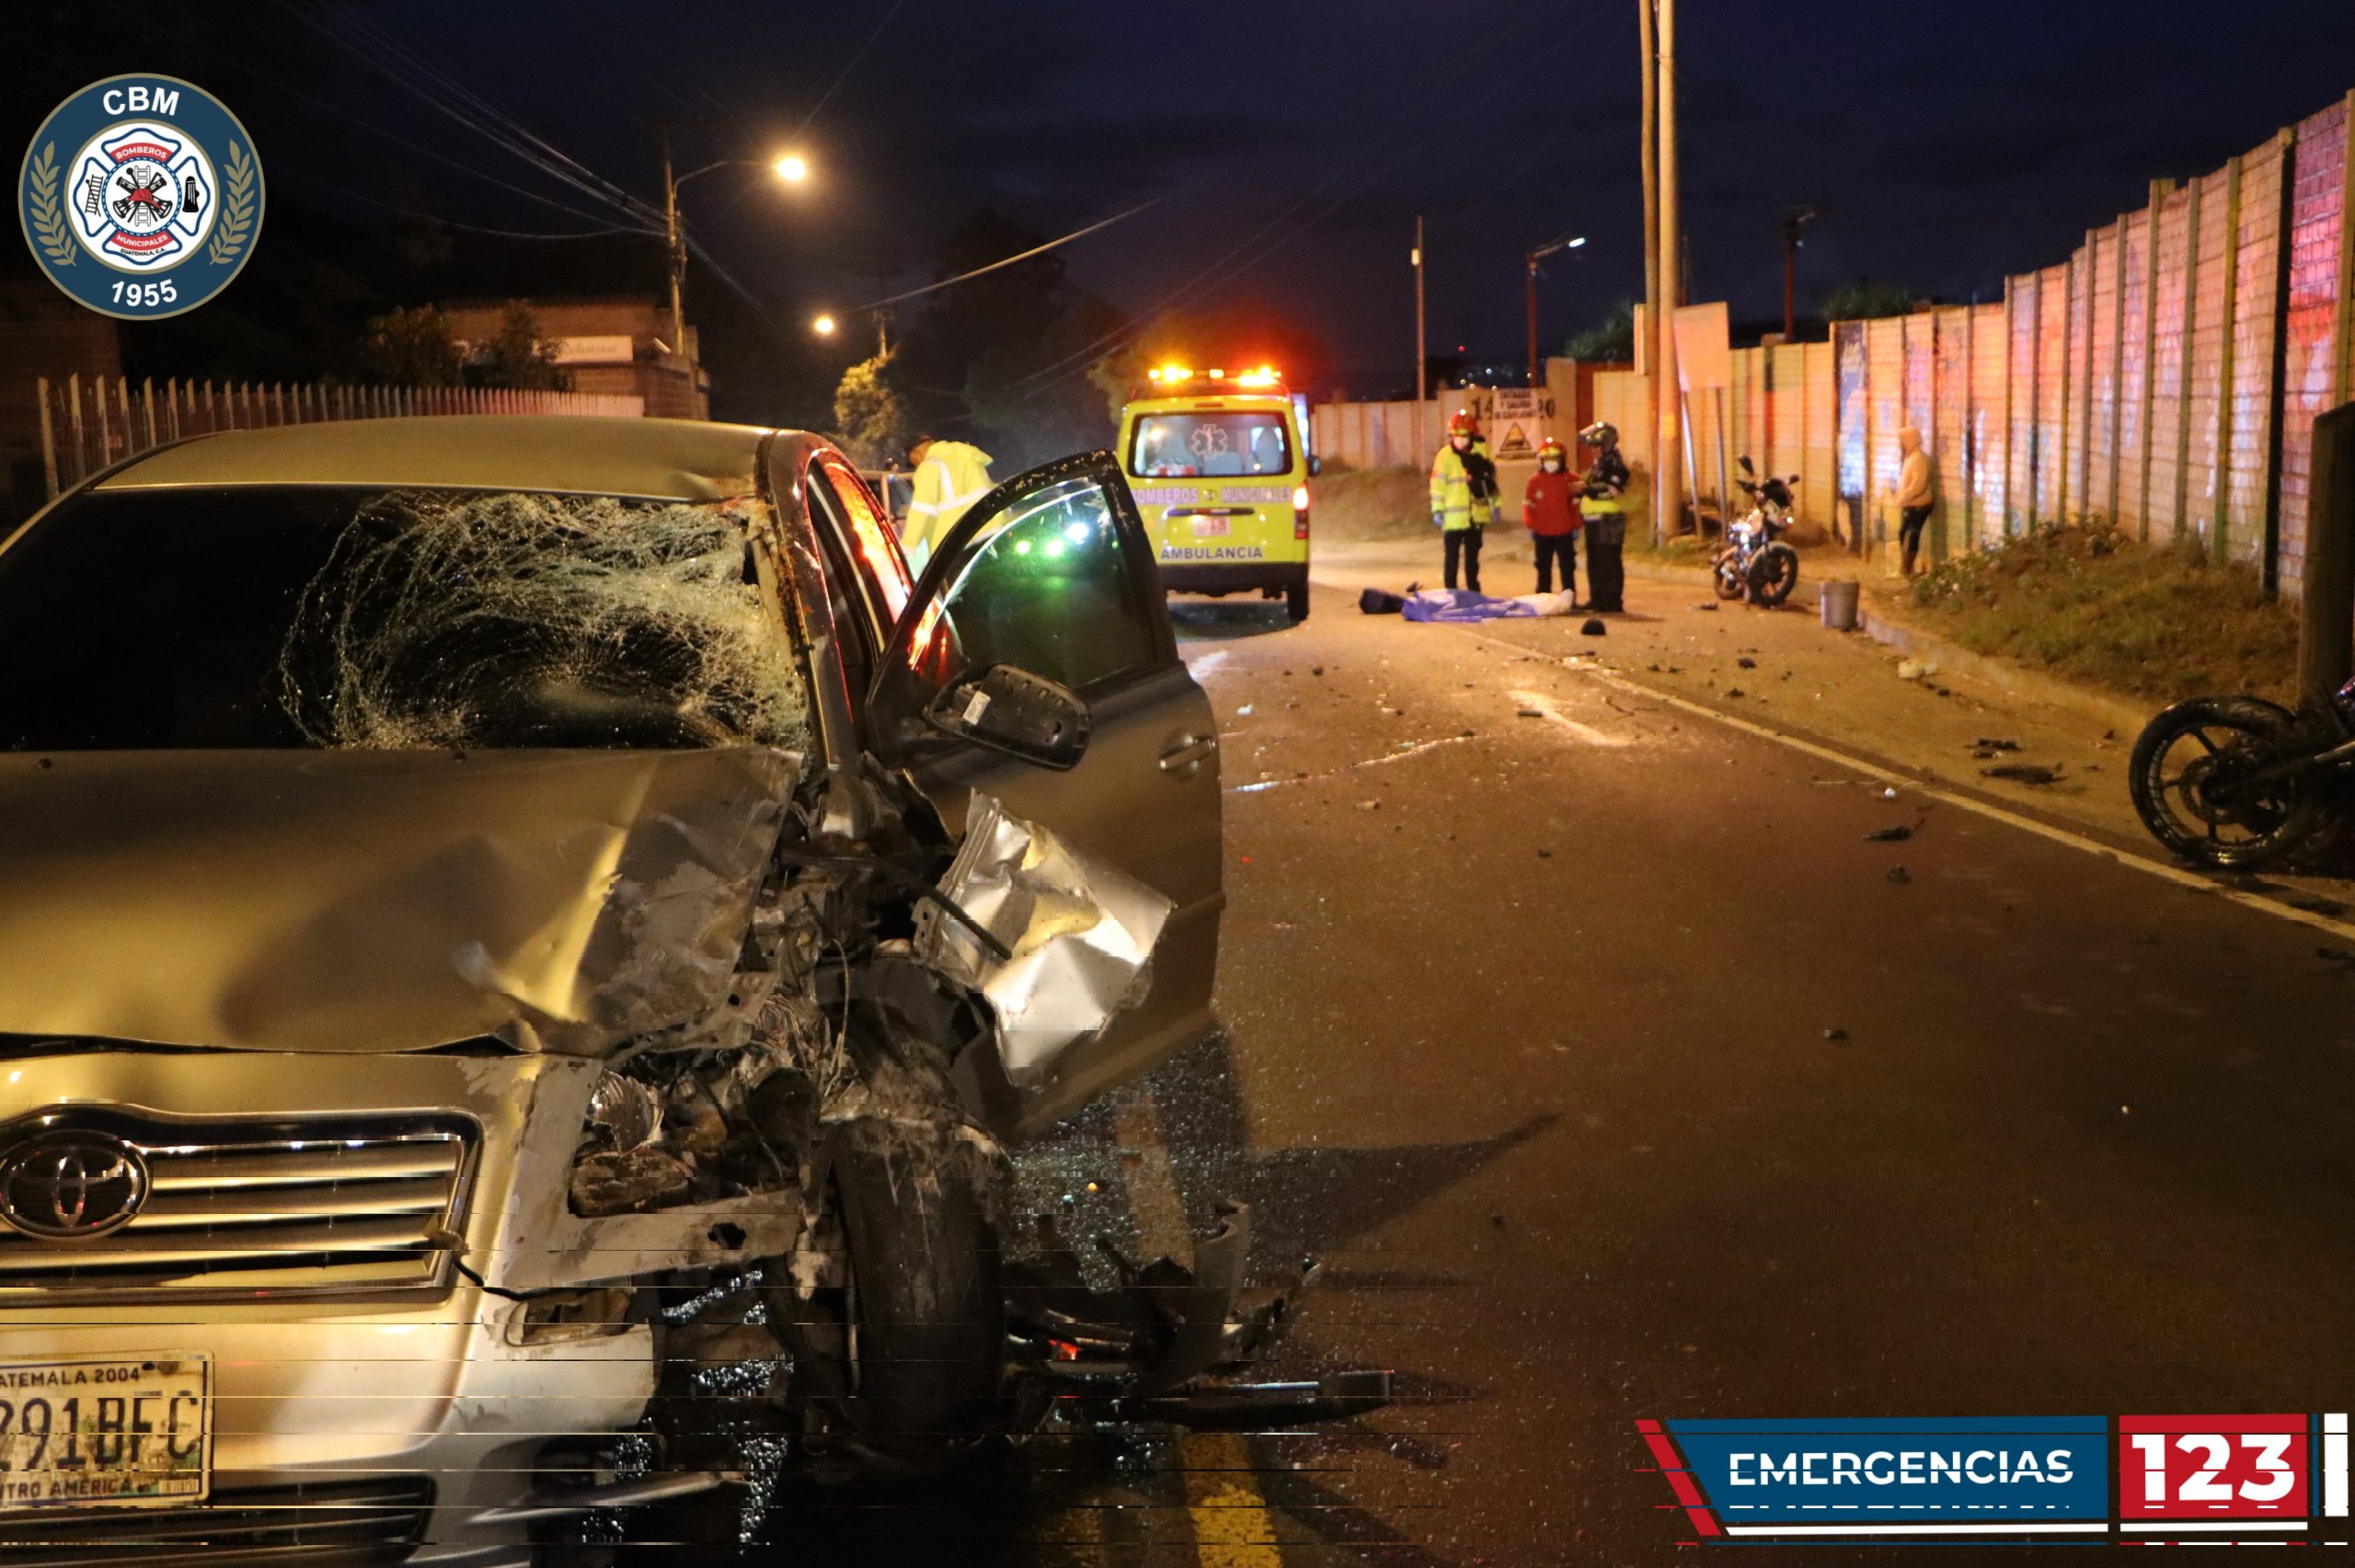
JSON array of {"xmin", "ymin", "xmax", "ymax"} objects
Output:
[{"xmin": 1143, "ymin": 363, "xmax": 1286, "ymax": 393}]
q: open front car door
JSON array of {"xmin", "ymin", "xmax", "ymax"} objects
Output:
[{"xmin": 869, "ymin": 452, "xmax": 1224, "ymax": 1137}]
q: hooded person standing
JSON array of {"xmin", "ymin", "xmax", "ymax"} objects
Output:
[
  {"xmin": 1894, "ymin": 426, "xmax": 1936, "ymax": 577},
  {"xmin": 902, "ymin": 436, "xmax": 996, "ymax": 576},
  {"xmin": 1522, "ymin": 435, "xmax": 1582, "ymax": 599},
  {"xmin": 1577, "ymin": 420, "xmax": 1630, "ymax": 612},
  {"xmin": 1429, "ymin": 410, "xmax": 1499, "ymax": 592}
]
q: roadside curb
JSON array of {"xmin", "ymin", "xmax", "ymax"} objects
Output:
[{"xmin": 1847, "ymin": 594, "xmax": 2159, "ymax": 739}]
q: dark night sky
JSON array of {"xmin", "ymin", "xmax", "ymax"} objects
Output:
[{"xmin": 18, "ymin": 0, "xmax": 2355, "ymax": 405}]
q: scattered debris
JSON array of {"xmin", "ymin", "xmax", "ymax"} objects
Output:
[
  {"xmin": 1736, "ymin": 656, "xmax": 1757, "ymax": 670},
  {"xmin": 1516, "ymin": 707, "xmax": 1545, "ymax": 718},
  {"xmin": 1724, "ymin": 687, "xmax": 1745, "ymax": 698},
  {"xmin": 1886, "ymin": 865, "xmax": 1912, "ymax": 885},
  {"xmin": 1235, "ymin": 704, "xmax": 1254, "ymax": 716},
  {"xmin": 1580, "ymin": 618, "xmax": 1607, "ymax": 635},
  {"xmin": 1983, "ymin": 763, "xmax": 2062, "ymax": 785},
  {"xmin": 1880, "ymin": 786, "xmax": 1900, "ymax": 800},
  {"xmin": 1536, "ymin": 848, "xmax": 1553, "ymax": 859},
  {"xmin": 1822, "ymin": 1027, "xmax": 1849, "ymax": 1042},
  {"xmin": 1975, "ymin": 738, "xmax": 2021, "ymax": 752},
  {"xmin": 1693, "ymin": 601, "xmax": 1718, "ymax": 612},
  {"xmin": 1311, "ymin": 665, "xmax": 1326, "ymax": 676},
  {"xmin": 1863, "ymin": 825, "xmax": 1913, "ymax": 842},
  {"xmin": 1896, "ymin": 658, "xmax": 1936, "ymax": 681},
  {"xmin": 1357, "ymin": 799, "xmax": 1381, "ymax": 811}
]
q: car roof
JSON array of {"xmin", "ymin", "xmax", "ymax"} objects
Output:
[{"xmin": 93, "ymin": 415, "xmax": 784, "ymax": 502}]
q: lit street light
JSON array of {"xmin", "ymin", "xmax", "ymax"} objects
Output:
[
  {"xmin": 810, "ymin": 313, "xmax": 837, "ymax": 338},
  {"xmin": 1525, "ymin": 232, "xmax": 1587, "ymax": 387},
  {"xmin": 656, "ymin": 135, "xmax": 814, "ymax": 366}
]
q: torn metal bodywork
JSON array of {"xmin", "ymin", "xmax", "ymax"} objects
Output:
[{"xmin": 914, "ymin": 793, "xmax": 1175, "ymax": 1089}]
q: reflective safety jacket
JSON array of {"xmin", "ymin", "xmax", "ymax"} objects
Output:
[
  {"xmin": 1429, "ymin": 441, "xmax": 1499, "ymax": 532},
  {"xmin": 1580, "ymin": 446, "xmax": 1630, "ymax": 516},
  {"xmin": 902, "ymin": 441, "xmax": 996, "ymax": 572}
]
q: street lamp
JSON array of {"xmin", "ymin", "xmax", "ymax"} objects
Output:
[
  {"xmin": 1525, "ymin": 232, "xmax": 1587, "ymax": 387},
  {"xmin": 657, "ymin": 136, "xmax": 814, "ymax": 365},
  {"xmin": 810, "ymin": 313, "xmax": 837, "ymax": 338},
  {"xmin": 1781, "ymin": 206, "xmax": 1819, "ymax": 341}
]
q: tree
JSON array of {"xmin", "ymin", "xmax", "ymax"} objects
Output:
[
  {"xmin": 833, "ymin": 349, "xmax": 911, "ymax": 467},
  {"xmin": 1565, "ymin": 302, "xmax": 1638, "ymax": 362},
  {"xmin": 477, "ymin": 302, "xmax": 569, "ymax": 391},
  {"xmin": 1821, "ymin": 278, "xmax": 1922, "ymax": 321},
  {"xmin": 354, "ymin": 305, "xmax": 463, "ymax": 386}
]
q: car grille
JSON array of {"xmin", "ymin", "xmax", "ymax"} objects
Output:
[
  {"xmin": 0, "ymin": 1476, "xmax": 432, "ymax": 1565},
  {"xmin": 0, "ymin": 1110, "xmax": 477, "ymax": 1301}
]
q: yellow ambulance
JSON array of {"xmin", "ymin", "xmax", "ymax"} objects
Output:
[{"xmin": 1118, "ymin": 363, "xmax": 1313, "ymax": 622}]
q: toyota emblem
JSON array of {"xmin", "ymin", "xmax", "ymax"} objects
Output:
[{"xmin": 0, "ymin": 1132, "xmax": 149, "ymax": 1240}]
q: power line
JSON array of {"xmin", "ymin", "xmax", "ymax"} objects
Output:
[{"xmin": 843, "ymin": 199, "xmax": 1164, "ymax": 315}]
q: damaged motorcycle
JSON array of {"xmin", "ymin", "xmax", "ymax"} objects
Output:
[
  {"xmin": 2128, "ymin": 678, "xmax": 2355, "ymax": 869},
  {"xmin": 0, "ymin": 418, "xmax": 1385, "ymax": 1562}
]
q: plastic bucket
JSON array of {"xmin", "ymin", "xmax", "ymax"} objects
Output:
[{"xmin": 1820, "ymin": 578, "xmax": 1860, "ymax": 632}]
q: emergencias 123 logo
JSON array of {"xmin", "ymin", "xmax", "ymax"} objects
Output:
[{"xmin": 17, "ymin": 74, "xmax": 263, "ymax": 320}]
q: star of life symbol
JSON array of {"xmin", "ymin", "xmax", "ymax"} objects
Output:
[{"xmin": 69, "ymin": 122, "xmax": 213, "ymax": 269}]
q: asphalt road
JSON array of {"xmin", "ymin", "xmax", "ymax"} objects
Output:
[{"xmin": 757, "ymin": 579, "xmax": 2355, "ymax": 1564}]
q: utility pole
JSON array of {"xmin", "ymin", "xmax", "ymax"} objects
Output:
[
  {"xmin": 660, "ymin": 126, "xmax": 687, "ymax": 367},
  {"xmin": 1638, "ymin": 0, "xmax": 1658, "ymax": 380},
  {"xmin": 1780, "ymin": 207, "xmax": 1817, "ymax": 341},
  {"xmin": 1413, "ymin": 215, "xmax": 1428, "ymax": 463},
  {"xmin": 1652, "ymin": 0, "xmax": 1684, "ymax": 541}
]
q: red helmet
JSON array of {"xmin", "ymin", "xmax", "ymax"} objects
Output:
[
  {"xmin": 1537, "ymin": 436, "xmax": 1568, "ymax": 462},
  {"xmin": 1447, "ymin": 410, "xmax": 1479, "ymax": 438}
]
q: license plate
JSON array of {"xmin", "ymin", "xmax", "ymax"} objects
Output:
[
  {"xmin": 0, "ymin": 1355, "xmax": 211, "ymax": 1511},
  {"xmin": 1190, "ymin": 516, "xmax": 1231, "ymax": 537}
]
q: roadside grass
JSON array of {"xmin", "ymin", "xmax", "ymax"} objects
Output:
[{"xmin": 1908, "ymin": 522, "xmax": 2299, "ymax": 705}]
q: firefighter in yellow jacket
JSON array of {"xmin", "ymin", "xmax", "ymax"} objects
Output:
[
  {"xmin": 901, "ymin": 436, "xmax": 996, "ymax": 575},
  {"xmin": 1428, "ymin": 410, "xmax": 1499, "ymax": 591}
]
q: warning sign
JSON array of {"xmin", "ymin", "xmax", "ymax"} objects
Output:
[{"xmin": 1473, "ymin": 387, "xmax": 1548, "ymax": 460}]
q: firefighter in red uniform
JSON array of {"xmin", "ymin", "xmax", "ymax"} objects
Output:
[{"xmin": 1521, "ymin": 435, "xmax": 1582, "ymax": 600}]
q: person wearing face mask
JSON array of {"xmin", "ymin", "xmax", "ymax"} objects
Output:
[
  {"xmin": 1429, "ymin": 409, "xmax": 1499, "ymax": 591},
  {"xmin": 1522, "ymin": 435, "xmax": 1582, "ymax": 600}
]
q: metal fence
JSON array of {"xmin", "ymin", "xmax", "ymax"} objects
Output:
[{"xmin": 34, "ymin": 372, "xmax": 648, "ymax": 499}]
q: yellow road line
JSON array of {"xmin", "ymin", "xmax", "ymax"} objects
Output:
[
  {"xmin": 1469, "ymin": 627, "xmax": 2355, "ymax": 948},
  {"xmin": 1113, "ymin": 1094, "xmax": 1286, "ymax": 1567},
  {"xmin": 1180, "ymin": 1429, "xmax": 1286, "ymax": 1568}
]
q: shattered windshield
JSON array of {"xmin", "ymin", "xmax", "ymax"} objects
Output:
[{"xmin": 0, "ymin": 486, "xmax": 807, "ymax": 751}]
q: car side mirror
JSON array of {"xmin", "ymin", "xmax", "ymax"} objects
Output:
[
  {"xmin": 1308, "ymin": 454, "xmax": 1323, "ymax": 477},
  {"xmin": 925, "ymin": 664, "xmax": 1092, "ymax": 771}
]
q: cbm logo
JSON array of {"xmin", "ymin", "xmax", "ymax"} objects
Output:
[{"xmin": 17, "ymin": 74, "xmax": 263, "ymax": 320}]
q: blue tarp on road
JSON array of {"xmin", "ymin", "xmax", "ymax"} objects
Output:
[{"xmin": 1400, "ymin": 589, "xmax": 1570, "ymax": 623}]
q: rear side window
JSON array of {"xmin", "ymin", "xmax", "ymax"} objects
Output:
[{"xmin": 0, "ymin": 486, "xmax": 806, "ymax": 751}]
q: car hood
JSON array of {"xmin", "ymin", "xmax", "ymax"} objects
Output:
[{"xmin": 0, "ymin": 749, "xmax": 797, "ymax": 1055}]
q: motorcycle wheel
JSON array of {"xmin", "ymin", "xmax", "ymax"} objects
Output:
[
  {"xmin": 1710, "ymin": 550, "xmax": 1745, "ymax": 600},
  {"xmin": 1751, "ymin": 544, "xmax": 1799, "ymax": 607},
  {"xmin": 2127, "ymin": 695, "xmax": 2326, "ymax": 870}
]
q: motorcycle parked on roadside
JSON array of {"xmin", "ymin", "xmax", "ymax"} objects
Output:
[
  {"xmin": 1714, "ymin": 454, "xmax": 1802, "ymax": 606},
  {"xmin": 2128, "ymin": 678, "xmax": 2355, "ymax": 868}
]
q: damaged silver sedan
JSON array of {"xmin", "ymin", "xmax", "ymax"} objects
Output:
[{"xmin": 0, "ymin": 418, "xmax": 1381, "ymax": 1562}]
